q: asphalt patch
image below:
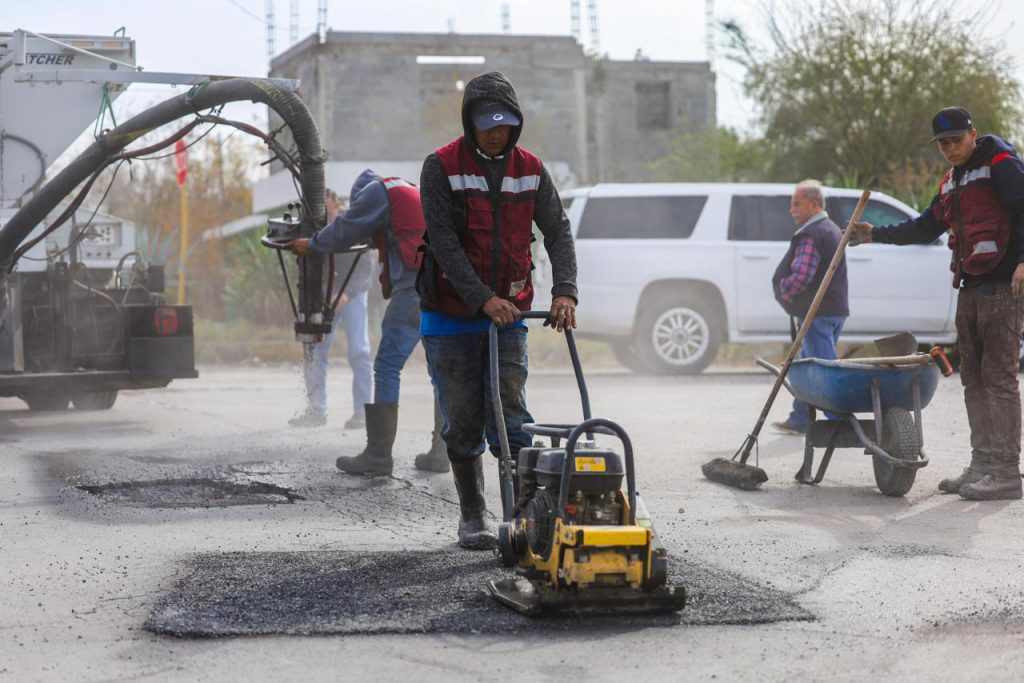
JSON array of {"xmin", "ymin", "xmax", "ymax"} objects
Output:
[
  {"xmin": 146, "ymin": 550, "xmax": 812, "ymax": 637},
  {"xmin": 76, "ymin": 478, "xmax": 303, "ymax": 508}
]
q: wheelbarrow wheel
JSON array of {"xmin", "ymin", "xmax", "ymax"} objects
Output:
[{"xmin": 872, "ymin": 408, "xmax": 921, "ymax": 497}]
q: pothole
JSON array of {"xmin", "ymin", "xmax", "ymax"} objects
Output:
[{"xmin": 76, "ymin": 479, "xmax": 304, "ymax": 508}]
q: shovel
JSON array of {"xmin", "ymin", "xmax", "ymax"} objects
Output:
[
  {"xmin": 702, "ymin": 189, "xmax": 872, "ymax": 490},
  {"xmin": 873, "ymin": 331, "xmax": 918, "ymax": 357}
]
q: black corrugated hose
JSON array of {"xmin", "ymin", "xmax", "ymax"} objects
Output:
[{"xmin": 0, "ymin": 78, "xmax": 326, "ymax": 320}]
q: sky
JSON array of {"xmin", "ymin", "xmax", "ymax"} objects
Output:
[{"xmin": 4, "ymin": 1, "xmax": 1024, "ymax": 147}]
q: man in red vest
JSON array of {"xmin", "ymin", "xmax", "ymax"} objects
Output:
[
  {"xmin": 417, "ymin": 72, "xmax": 579, "ymax": 549},
  {"xmin": 852, "ymin": 106, "xmax": 1024, "ymax": 500},
  {"xmin": 286, "ymin": 169, "xmax": 448, "ymax": 475}
]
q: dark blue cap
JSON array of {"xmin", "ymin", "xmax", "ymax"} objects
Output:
[
  {"xmin": 471, "ymin": 101, "xmax": 520, "ymax": 131},
  {"xmin": 930, "ymin": 106, "xmax": 973, "ymax": 142}
]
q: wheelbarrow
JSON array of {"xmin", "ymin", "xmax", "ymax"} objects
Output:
[{"xmin": 757, "ymin": 352, "xmax": 951, "ymax": 496}]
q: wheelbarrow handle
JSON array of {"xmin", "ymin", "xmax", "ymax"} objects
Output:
[
  {"xmin": 755, "ymin": 358, "xmax": 794, "ymax": 396},
  {"xmin": 929, "ymin": 347, "xmax": 954, "ymax": 377}
]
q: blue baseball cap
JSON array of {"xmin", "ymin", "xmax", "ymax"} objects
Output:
[
  {"xmin": 930, "ymin": 106, "xmax": 973, "ymax": 142},
  {"xmin": 471, "ymin": 101, "xmax": 520, "ymax": 131}
]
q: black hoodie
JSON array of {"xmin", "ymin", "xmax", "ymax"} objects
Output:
[{"xmin": 419, "ymin": 71, "xmax": 578, "ymax": 315}]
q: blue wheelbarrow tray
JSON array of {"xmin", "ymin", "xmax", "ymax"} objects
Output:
[
  {"xmin": 786, "ymin": 358, "xmax": 940, "ymax": 415},
  {"xmin": 756, "ymin": 356, "xmax": 942, "ymax": 496}
]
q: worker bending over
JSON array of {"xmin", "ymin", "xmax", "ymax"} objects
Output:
[{"xmin": 287, "ymin": 170, "xmax": 448, "ymax": 474}]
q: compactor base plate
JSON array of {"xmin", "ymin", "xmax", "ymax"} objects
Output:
[{"xmin": 487, "ymin": 577, "xmax": 686, "ymax": 617}]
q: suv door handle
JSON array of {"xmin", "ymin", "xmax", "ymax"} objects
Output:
[
  {"xmin": 847, "ymin": 255, "xmax": 872, "ymax": 262},
  {"xmin": 740, "ymin": 254, "xmax": 771, "ymax": 261}
]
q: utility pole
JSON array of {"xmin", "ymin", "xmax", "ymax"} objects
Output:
[
  {"xmin": 317, "ymin": 0, "xmax": 328, "ymax": 43},
  {"xmin": 706, "ymin": 0, "xmax": 715, "ymax": 69},
  {"xmin": 571, "ymin": 0, "xmax": 581, "ymax": 44},
  {"xmin": 265, "ymin": 0, "xmax": 275, "ymax": 66},
  {"xmin": 289, "ymin": 0, "xmax": 299, "ymax": 46},
  {"xmin": 501, "ymin": 3, "xmax": 511, "ymax": 33},
  {"xmin": 587, "ymin": 0, "xmax": 600, "ymax": 54}
]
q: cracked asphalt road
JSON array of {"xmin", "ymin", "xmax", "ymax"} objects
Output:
[{"xmin": 3, "ymin": 362, "xmax": 1024, "ymax": 681}]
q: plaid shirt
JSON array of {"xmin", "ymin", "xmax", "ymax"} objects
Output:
[{"xmin": 778, "ymin": 234, "xmax": 821, "ymax": 304}]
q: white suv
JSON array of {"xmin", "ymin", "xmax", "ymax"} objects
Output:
[{"xmin": 533, "ymin": 183, "xmax": 957, "ymax": 373}]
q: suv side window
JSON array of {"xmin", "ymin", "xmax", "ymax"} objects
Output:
[
  {"xmin": 577, "ymin": 196, "xmax": 707, "ymax": 239},
  {"xmin": 728, "ymin": 196, "xmax": 796, "ymax": 241},
  {"xmin": 826, "ymin": 198, "xmax": 912, "ymax": 228}
]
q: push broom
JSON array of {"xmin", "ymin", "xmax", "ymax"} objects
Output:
[{"xmin": 702, "ymin": 189, "xmax": 872, "ymax": 490}]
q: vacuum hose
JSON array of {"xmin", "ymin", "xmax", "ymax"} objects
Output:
[{"xmin": 0, "ymin": 78, "xmax": 327, "ymax": 329}]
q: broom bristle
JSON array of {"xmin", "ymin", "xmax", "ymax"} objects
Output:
[{"xmin": 701, "ymin": 457, "xmax": 768, "ymax": 490}]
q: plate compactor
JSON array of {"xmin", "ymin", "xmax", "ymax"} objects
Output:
[{"xmin": 486, "ymin": 312, "xmax": 686, "ymax": 617}]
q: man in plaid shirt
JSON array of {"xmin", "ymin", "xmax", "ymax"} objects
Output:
[{"xmin": 771, "ymin": 180, "xmax": 850, "ymax": 434}]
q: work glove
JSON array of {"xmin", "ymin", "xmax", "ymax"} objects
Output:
[{"xmin": 849, "ymin": 221, "xmax": 874, "ymax": 246}]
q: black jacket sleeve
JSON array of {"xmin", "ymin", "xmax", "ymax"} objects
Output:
[
  {"xmin": 419, "ymin": 153, "xmax": 496, "ymax": 313},
  {"xmin": 991, "ymin": 153, "xmax": 1024, "ymax": 263},
  {"xmin": 871, "ymin": 194, "xmax": 948, "ymax": 245},
  {"xmin": 534, "ymin": 164, "xmax": 578, "ymax": 303}
]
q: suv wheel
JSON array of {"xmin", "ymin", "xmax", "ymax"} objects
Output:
[{"xmin": 634, "ymin": 294, "xmax": 721, "ymax": 374}]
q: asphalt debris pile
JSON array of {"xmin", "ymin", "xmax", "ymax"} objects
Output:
[{"xmin": 146, "ymin": 550, "xmax": 812, "ymax": 637}]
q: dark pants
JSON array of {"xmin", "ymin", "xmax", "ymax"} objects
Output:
[
  {"xmin": 956, "ymin": 282, "xmax": 1024, "ymax": 472},
  {"xmin": 422, "ymin": 327, "xmax": 533, "ymax": 462}
]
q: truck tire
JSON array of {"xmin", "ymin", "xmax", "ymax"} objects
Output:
[
  {"xmin": 872, "ymin": 408, "xmax": 921, "ymax": 497},
  {"xmin": 72, "ymin": 390, "xmax": 119, "ymax": 411},
  {"xmin": 608, "ymin": 339, "xmax": 648, "ymax": 373},
  {"xmin": 22, "ymin": 392, "xmax": 71, "ymax": 412},
  {"xmin": 634, "ymin": 294, "xmax": 722, "ymax": 375}
]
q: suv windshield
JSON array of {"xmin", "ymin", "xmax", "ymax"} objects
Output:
[{"xmin": 577, "ymin": 196, "xmax": 707, "ymax": 239}]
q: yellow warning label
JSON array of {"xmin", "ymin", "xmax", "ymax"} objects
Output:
[{"xmin": 575, "ymin": 456, "xmax": 606, "ymax": 473}]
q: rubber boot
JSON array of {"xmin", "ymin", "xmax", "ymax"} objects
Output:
[
  {"xmin": 451, "ymin": 457, "xmax": 497, "ymax": 550},
  {"xmin": 414, "ymin": 401, "xmax": 450, "ymax": 473},
  {"xmin": 335, "ymin": 403, "xmax": 396, "ymax": 475},
  {"xmin": 959, "ymin": 457, "xmax": 1023, "ymax": 501},
  {"xmin": 938, "ymin": 452, "xmax": 989, "ymax": 494}
]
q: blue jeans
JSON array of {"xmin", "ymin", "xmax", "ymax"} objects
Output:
[
  {"xmin": 422, "ymin": 327, "xmax": 533, "ymax": 462},
  {"xmin": 787, "ymin": 315, "xmax": 846, "ymax": 428},
  {"xmin": 303, "ymin": 290, "xmax": 373, "ymax": 416},
  {"xmin": 373, "ymin": 287, "xmax": 423, "ymax": 404}
]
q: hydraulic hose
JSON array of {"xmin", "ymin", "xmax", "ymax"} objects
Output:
[{"xmin": 0, "ymin": 78, "xmax": 327, "ymax": 328}]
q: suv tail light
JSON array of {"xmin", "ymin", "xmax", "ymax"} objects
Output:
[{"xmin": 154, "ymin": 307, "xmax": 179, "ymax": 336}]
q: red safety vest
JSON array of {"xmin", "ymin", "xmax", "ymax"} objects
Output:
[
  {"xmin": 939, "ymin": 150, "xmax": 1016, "ymax": 284},
  {"xmin": 431, "ymin": 137, "xmax": 541, "ymax": 316},
  {"xmin": 376, "ymin": 177, "xmax": 425, "ymax": 299}
]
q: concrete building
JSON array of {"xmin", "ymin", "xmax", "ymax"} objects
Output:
[{"xmin": 254, "ymin": 31, "xmax": 714, "ymax": 211}]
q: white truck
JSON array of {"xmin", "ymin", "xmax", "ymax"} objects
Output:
[
  {"xmin": 534, "ymin": 182, "xmax": 956, "ymax": 373},
  {"xmin": 0, "ymin": 29, "xmax": 329, "ymax": 410}
]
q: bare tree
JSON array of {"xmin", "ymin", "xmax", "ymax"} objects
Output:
[{"xmin": 722, "ymin": 0, "xmax": 1021, "ymax": 200}]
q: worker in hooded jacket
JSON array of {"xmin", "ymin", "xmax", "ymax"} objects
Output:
[{"xmin": 417, "ymin": 72, "xmax": 579, "ymax": 549}]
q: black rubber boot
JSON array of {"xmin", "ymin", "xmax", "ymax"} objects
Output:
[
  {"xmin": 959, "ymin": 457, "xmax": 1023, "ymax": 501},
  {"xmin": 938, "ymin": 452, "xmax": 989, "ymax": 494},
  {"xmin": 451, "ymin": 457, "xmax": 497, "ymax": 550},
  {"xmin": 336, "ymin": 403, "xmax": 396, "ymax": 475},
  {"xmin": 414, "ymin": 401, "xmax": 450, "ymax": 473}
]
